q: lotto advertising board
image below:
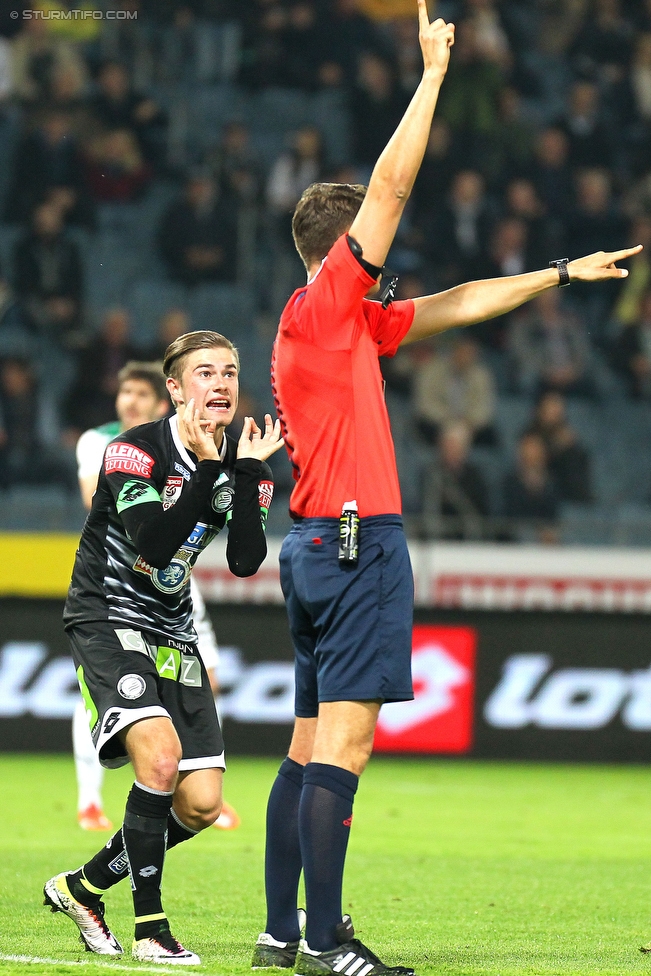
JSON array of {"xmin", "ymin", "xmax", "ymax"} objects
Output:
[{"xmin": 2, "ymin": 598, "xmax": 651, "ymax": 761}]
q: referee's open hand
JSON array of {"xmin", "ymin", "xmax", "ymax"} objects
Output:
[
  {"xmin": 237, "ymin": 414, "xmax": 284, "ymax": 463},
  {"xmin": 417, "ymin": 0, "xmax": 454, "ymax": 81}
]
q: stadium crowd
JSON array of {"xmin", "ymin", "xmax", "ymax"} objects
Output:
[{"xmin": 1, "ymin": 0, "xmax": 651, "ymax": 543}]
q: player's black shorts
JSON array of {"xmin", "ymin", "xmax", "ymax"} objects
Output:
[
  {"xmin": 280, "ymin": 514, "xmax": 414, "ymax": 717},
  {"xmin": 68, "ymin": 619, "xmax": 225, "ymax": 771}
]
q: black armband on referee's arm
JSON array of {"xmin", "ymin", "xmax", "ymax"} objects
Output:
[
  {"xmin": 346, "ymin": 235, "xmax": 383, "ymax": 280},
  {"xmin": 120, "ymin": 460, "xmax": 222, "ymax": 568},
  {"xmin": 226, "ymin": 458, "xmax": 269, "ymax": 578}
]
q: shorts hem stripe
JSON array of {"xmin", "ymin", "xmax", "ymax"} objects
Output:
[{"xmin": 178, "ymin": 754, "xmax": 226, "ymax": 771}]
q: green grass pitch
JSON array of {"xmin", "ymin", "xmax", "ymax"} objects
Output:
[{"xmin": 1, "ymin": 755, "xmax": 651, "ymax": 975}]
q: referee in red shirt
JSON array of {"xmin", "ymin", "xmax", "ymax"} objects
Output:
[{"xmin": 253, "ymin": 4, "xmax": 641, "ymax": 974}]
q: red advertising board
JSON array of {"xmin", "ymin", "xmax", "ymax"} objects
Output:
[{"xmin": 374, "ymin": 625, "xmax": 477, "ymax": 754}]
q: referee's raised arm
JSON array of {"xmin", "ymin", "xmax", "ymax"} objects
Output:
[{"xmin": 348, "ymin": 0, "xmax": 454, "ymax": 268}]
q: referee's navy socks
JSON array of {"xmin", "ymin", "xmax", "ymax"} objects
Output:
[
  {"xmin": 122, "ymin": 782, "xmax": 174, "ymax": 937},
  {"xmin": 264, "ymin": 757, "xmax": 305, "ymax": 942},
  {"xmin": 299, "ymin": 762, "xmax": 358, "ymax": 953},
  {"xmin": 78, "ymin": 807, "xmax": 198, "ymax": 895}
]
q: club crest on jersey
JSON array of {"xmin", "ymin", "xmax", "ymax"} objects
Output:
[
  {"xmin": 162, "ymin": 476, "xmax": 183, "ymax": 510},
  {"xmin": 133, "ymin": 553, "xmax": 192, "ymax": 593},
  {"xmin": 212, "ymin": 485, "xmax": 234, "ymax": 513},
  {"xmin": 117, "ymin": 673, "xmax": 147, "ymax": 700},
  {"xmin": 105, "ymin": 442, "xmax": 155, "ymax": 477}
]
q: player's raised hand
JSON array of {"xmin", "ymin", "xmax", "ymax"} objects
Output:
[
  {"xmin": 181, "ymin": 398, "xmax": 220, "ymax": 461},
  {"xmin": 568, "ymin": 245, "xmax": 643, "ymax": 282},
  {"xmin": 237, "ymin": 414, "xmax": 284, "ymax": 463},
  {"xmin": 417, "ymin": 0, "xmax": 454, "ymax": 80}
]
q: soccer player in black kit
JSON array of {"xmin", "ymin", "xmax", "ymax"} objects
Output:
[{"xmin": 44, "ymin": 330, "xmax": 283, "ymax": 965}]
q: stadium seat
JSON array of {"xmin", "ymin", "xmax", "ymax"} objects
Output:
[{"xmin": 125, "ymin": 279, "xmax": 188, "ymax": 348}]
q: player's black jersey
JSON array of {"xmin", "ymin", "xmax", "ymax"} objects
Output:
[{"xmin": 64, "ymin": 414, "xmax": 274, "ymax": 642}]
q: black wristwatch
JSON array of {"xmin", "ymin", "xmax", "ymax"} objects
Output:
[{"xmin": 549, "ymin": 258, "xmax": 571, "ymax": 287}]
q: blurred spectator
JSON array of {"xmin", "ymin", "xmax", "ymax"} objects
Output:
[
  {"xmin": 558, "ymin": 80, "xmax": 612, "ymax": 169},
  {"xmin": 566, "ymin": 167, "xmax": 628, "ymax": 336},
  {"xmin": 502, "ymin": 432, "xmax": 559, "ymax": 542},
  {"xmin": 413, "ymin": 335, "xmax": 497, "ymax": 447},
  {"xmin": 529, "ymin": 127, "xmax": 574, "ymax": 220},
  {"xmin": 66, "ymin": 308, "xmax": 138, "ymax": 432},
  {"xmin": 486, "ymin": 86, "xmax": 535, "ymax": 184},
  {"xmin": 411, "ymin": 119, "xmax": 459, "ymax": 223},
  {"xmin": 566, "ymin": 168, "xmax": 627, "ymax": 257},
  {"xmin": 620, "ymin": 31, "xmax": 651, "ymax": 174},
  {"xmin": 0, "ymin": 268, "xmax": 32, "ymax": 344},
  {"xmin": 508, "ymin": 288, "xmax": 593, "ymax": 397},
  {"xmin": 0, "ymin": 356, "xmax": 77, "ymax": 493},
  {"xmin": 526, "ymin": 391, "xmax": 593, "ymax": 503},
  {"xmin": 145, "ymin": 307, "xmax": 192, "ymax": 362},
  {"xmin": 464, "ymin": 0, "xmax": 512, "ymax": 63},
  {"xmin": 423, "ymin": 169, "xmax": 495, "ymax": 287},
  {"xmin": 266, "ymin": 126, "xmax": 323, "ymax": 305},
  {"xmin": 611, "ymin": 215, "xmax": 651, "ymax": 326},
  {"xmin": 5, "ymin": 110, "xmax": 91, "ymax": 224},
  {"xmin": 630, "ymin": 32, "xmax": 651, "ymax": 121},
  {"xmin": 485, "ymin": 216, "xmax": 529, "ymax": 277},
  {"xmin": 281, "ymin": 1, "xmax": 326, "ymax": 91},
  {"xmin": 90, "ymin": 61, "xmax": 166, "ymax": 166},
  {"xmin": 0, "ymin": 35, "xmax": 12, "ymax": 107},
  {"xmin": 83, "ymin": 129, "xmax": 152, "ymax": 203},
  {"xmin": 392, "ymin": 17, "xmax": 422, "ymax": 95},
  {"xmin": 158, "ymin": 171, "xmax": 238, "ymax": 287},
  {"xmin": 13, "ymin": 201, "xmax": 83, "ymax": 343},
  {"xmin": 208, "ymin": 121, "xmax": 262, "ymax": 205},
  {"xmin": 11, "ymin": 15, "xmax": 89, "ymax": 104},
  {"xmin": 266, "ymin": 127, "xmax": 323, "ymax": 229},
  {"xmin": 422, "ymin": 420, "xmax": 490, "ymax": 540},
  {"xmin": 238, "ymin": 3, "xmax": 290, "ymax": 89},
  {"xmin": 437, "ymin": 20, "xmax": 506, "ymax": 168},
  {"xmin": 318, "ymin": 0, "xmax": 387, "ymax": 88},
  {"xmin": 611, "ymin": 289, "xmax": 651, "ymax": 398},
  {"xmin": 503, "ymin": 178, "xmax": 558, "ymax": 270},
  {"xmin": 570, "ymin": 0, "xmax": 634, "ymax": 86},
  {"xmin": 350, "ymin": 53, "xmax": 407, "ymax": 169}
]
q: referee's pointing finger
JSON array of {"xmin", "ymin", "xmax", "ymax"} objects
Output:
[{"xmin": 417, "ymin": 0, "xmax": 429, "ymax": 32}]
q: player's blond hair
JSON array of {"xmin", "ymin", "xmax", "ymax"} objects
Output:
[
  {"xmin": 163, "ymin": 331, "xmax": 240, "ymax": 383},
  {"xmin": 292, "ymin": 182, "xmax": 367, "ymax": 270}
]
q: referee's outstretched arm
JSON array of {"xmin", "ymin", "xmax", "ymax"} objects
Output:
[
  {"xmin": 402, "ymin": 245, "xmax": 644, "ymax": 345},
  {"xmin": 347, "ymin": 0, "xmax": 454, "ymax": 270}
]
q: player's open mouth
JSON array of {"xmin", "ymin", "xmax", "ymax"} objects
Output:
[{"xmin": 206, "ymin": 397, "xmax": 231, "ymax": 411}]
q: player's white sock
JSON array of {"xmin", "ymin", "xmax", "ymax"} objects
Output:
[{"xmin": 73, "ymin": 699, "xmax": 104, "ymax": 811}]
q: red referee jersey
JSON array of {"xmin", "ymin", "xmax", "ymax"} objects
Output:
[{"xmin": 271, "ymin": 234, "xmax": 415, "ymax": 519}]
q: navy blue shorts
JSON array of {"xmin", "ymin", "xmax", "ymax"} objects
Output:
[{"xmin": 279, "ymin": 515, "xmax": 414, "ymax": 717}]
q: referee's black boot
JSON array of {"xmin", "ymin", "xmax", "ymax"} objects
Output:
[
  {"xmin": 294, "ymin": 917, "xmax": 415, "ymax": 976},
  {"xmin": 252, "ymin": 910, "xmax": 306, "ymax": 969}
]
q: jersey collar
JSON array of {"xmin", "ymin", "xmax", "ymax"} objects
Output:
[{"xmin": 169, "ymin": 414, "xmax": 227, "ymax": 471}]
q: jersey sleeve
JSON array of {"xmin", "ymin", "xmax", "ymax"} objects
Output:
[
  {"xmin": 76, "ymin": 428, "xmax": 110, "ymax": 479},
  {"xmin": 290, "ymin": 234, "xmax": 378, "ymax": 350},
  {"xmin": 103, "ymin": 432, "xmax": 223, "ymax": 569},
  {"xmin": 362, "ymin": 298, "xmax": 415, "ymax": 358},
  {"xmin": 226, "ymin": 459, "xmax": 274, "ymax": 577}
]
